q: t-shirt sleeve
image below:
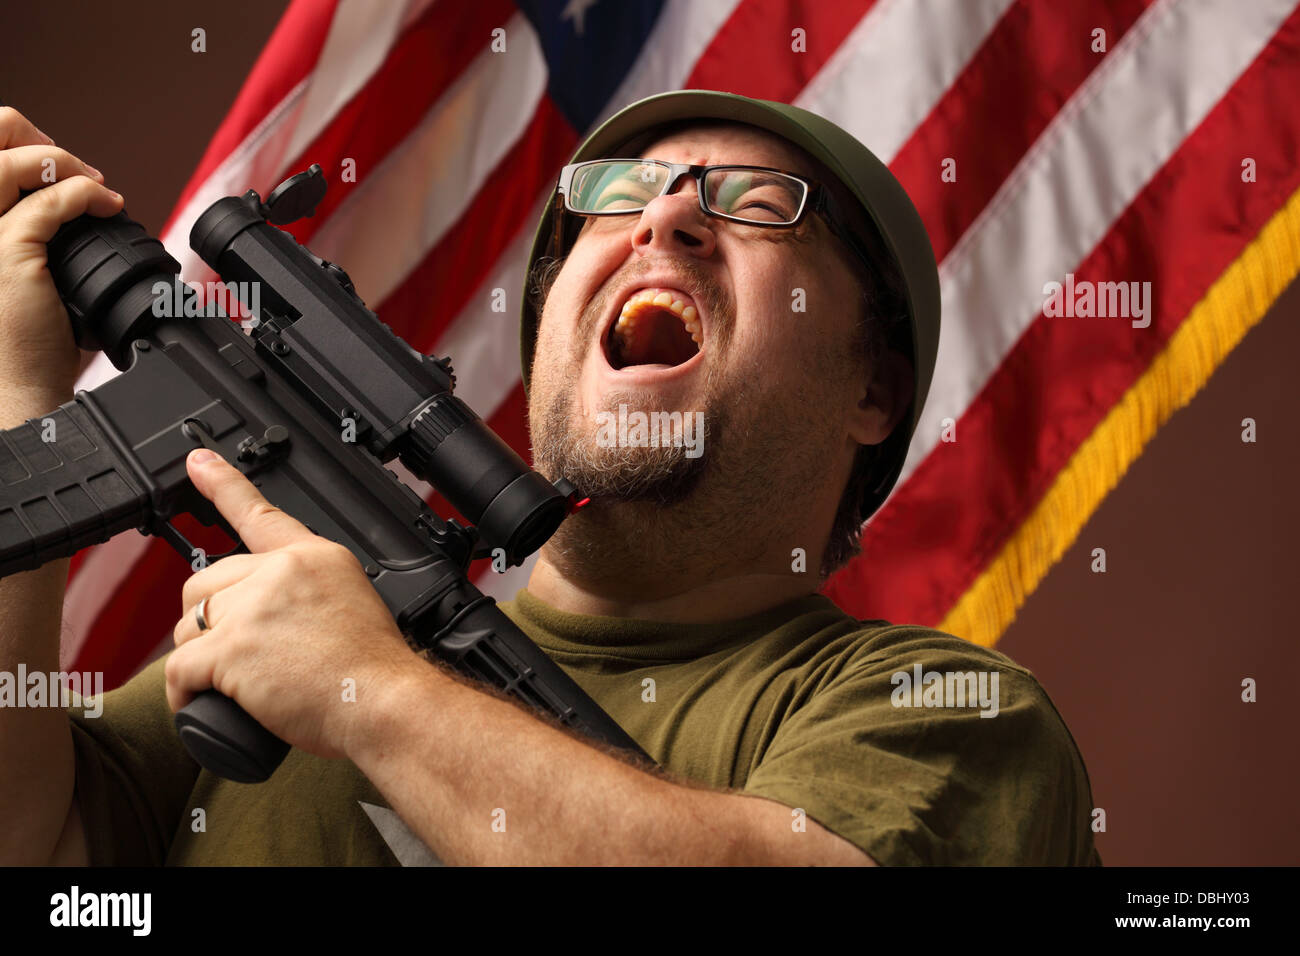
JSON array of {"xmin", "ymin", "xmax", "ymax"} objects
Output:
[
  {"xmin": 741, "ymin": 627, "xmax": 1099, "ymax": 865},
  {"xmin": 66, "ymin": 651, "xmax": 201, "ymax": 865}
]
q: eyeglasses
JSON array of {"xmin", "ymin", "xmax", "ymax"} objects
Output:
[
  {"xmin": 561, "ymin": 159, "xmax": 816, "ymax": 225},
  {"xmin": 551, "ymin": 159, "xmax": 874, "ymax": 274}
]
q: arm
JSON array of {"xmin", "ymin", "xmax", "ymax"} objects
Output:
[
  {"xmin": 0, "ymin": 385, "xmax": 80, "ymax": 865},
  {"xmin": 349, "ymin": 659, "xmax": 876, "ymax": 866},
  {"xmin": 0, "ymin": 104, "xmax": 125, "ymax": 865}
]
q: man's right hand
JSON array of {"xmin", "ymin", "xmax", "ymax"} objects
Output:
[{"xmin": 0, "ymin": 105, "xmax": 123, "ymax": 411}]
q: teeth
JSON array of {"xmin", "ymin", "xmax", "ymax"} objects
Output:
[{"xmin": 610, "ymin": 286, "xmax": 704, "ymax": 359}]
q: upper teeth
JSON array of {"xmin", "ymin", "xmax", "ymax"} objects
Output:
[{"xmin": 616, "ymin": 288, "xmax": 701, "ymax": 346}]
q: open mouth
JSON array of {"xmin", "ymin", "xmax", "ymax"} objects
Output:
[{"xmin": 604, "ymin": 288, "xmax": 703, "ymax": 370}]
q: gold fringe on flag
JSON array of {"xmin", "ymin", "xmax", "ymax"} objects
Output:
[{"xmin": 941, "ymin": 186, "xmax": 1300, "ymax": 647}]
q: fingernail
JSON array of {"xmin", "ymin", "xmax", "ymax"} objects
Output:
[
  {"xmin": 190, "ymin": 448, "xmax": 218, "ymax": 466},
  {"xmin": 38, "ymin": 130, "xmax": 54, "ymax": 145},
  {"xmin": 84, "ymin": 164, "xmax": 103, "ymax": 180}
]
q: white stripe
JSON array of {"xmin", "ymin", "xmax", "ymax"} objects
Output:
[
  {"xmin": 796, "ymin": 0, "xmax": 1016, "ymax": 161},
  {"xmin": 283, "ymin": 0, "xmax": 437, "ymax": 163},
  {"xmin": 305, "ymin": 12, "xmax": 548, "ymax": 306},
  {"xmin": 896, "ymin": 0, "xmax": 1296, "ymax": 494},
  {"xmin": 431, "ymin": 193, "xmax": 549, "ymax": 413}
]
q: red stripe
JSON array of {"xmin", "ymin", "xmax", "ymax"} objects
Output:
[
  {"xmin": 160, "ymin": 0, "xmax": 340, "ymax": 238},
  {"xmin": 824, "ymin": 9, "xmax": 1300, "ymax": 625},
  {"xmin": 685, "ymin": 0, "xmax": 875, "ymax": 98},
  {"xmin": 890, "ymin": 0, "xmax": 1152, "ymax": 262}
]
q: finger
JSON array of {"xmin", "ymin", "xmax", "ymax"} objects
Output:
[
  {"xmin": 173, "ymin": 588, "xmax": 224, "ymax": 649},
  {"xmin": 0, "ymin": 106, "xmax": 56, "ymax": 149},
  {"xmin": 1, "ymin": 175, "xmax": 122, "ymax": 251},
  {"xmin": 164, "ymin": 638, "xmax": 221, "ymax": 714},
  {"xmin": 186, "ymin": 448, "xmax": 314, "ymax": 552},
  {"xmin": 0, "ymin": 144, "xmax": 104, "ymax": 214},
  {"xmin": 180, "ymin": 551, "xmax": 262, "ymax": 617}
]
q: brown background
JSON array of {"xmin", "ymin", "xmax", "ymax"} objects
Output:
[{"xmin": 2, "ymin": 1, "xmax": 1295, "ymax": 865}]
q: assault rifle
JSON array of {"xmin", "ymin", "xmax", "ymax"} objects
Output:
[{"xmin": 0, "ymin": 163, "xmax": 650, "ymax": 781}]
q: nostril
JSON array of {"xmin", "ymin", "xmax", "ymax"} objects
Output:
[{"xmin": 674, "ymin": 230, "xmax": 703, "ymax": 247}]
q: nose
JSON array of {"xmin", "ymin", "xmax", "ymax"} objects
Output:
[{"xmin": 630, "ymin": 173, "xmax": 717, "ymax": 258}]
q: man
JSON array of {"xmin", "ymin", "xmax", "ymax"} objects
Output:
[{"xmin": 0, "ymin": 91, "xmax": 1099, "ymax": 866}]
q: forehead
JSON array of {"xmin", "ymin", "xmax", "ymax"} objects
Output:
[{"xmin": 627, "ymin": 120, "xmax": 816, "ymax": 179}]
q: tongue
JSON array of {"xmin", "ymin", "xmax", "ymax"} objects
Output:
[{"xmin": 610, "ymin": 307, "xmax": 700, "ymax": 369}]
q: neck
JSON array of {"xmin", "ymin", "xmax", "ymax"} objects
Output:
[
  {"xmin": 526, "ymin": 555, "xmax": 816, "ymax": 624},
  {"xmin": 523, "ymin": 498, "xmax": 827, "ymax": 623}
]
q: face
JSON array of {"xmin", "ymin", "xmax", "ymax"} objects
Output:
[{"xmin": 528, "ymin": 121, "xmax": 881, "ymax": 568}]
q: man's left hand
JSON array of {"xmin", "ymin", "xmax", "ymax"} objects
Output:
[{"xmin": 166, "ymin": 447, "xmax": 420, "ymax": 761}]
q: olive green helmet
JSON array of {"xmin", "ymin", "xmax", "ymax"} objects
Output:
[{"xmin": 519, "ymin": 89, "xmax": 940, "ymax": 522}]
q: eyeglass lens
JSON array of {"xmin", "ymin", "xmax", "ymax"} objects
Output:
[{"xmin": 568, "ymin": 161, "xmax": 806, "ymax": 225}]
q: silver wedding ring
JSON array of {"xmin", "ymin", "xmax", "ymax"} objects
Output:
[{"xmin": 195, "ymin": 596, "xmax": 211, "ymax": 632}]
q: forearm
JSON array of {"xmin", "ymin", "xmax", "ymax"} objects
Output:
[
  {"xmin": 0, "ymin": 385, "xmax": 79, "ymax": 864},
  {"xmin": 352, "ymin": 659, "xmax": 796, "ymax": 866}
]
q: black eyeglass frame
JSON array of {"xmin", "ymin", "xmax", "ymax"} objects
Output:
[{"xmin": 549, "ymin": 158, "xmax": 875, "ymax": 276}]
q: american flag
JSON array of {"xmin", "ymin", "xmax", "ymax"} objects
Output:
[{"xmin": 62, "ymin": 0, "xmax": 1300, "ymax": 689}]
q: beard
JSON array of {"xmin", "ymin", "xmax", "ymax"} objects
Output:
[
  {"xmin": 531, "ymin": 375, "xmax": 775, "ymax": 582},
  {"xmin": 533, "ymin": 386, "xmax": 722, "ymax": 506}
]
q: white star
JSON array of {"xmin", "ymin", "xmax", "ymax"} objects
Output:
[{"xmin": 561, "ymin": 0, "xmax": 600, "ymax": 37}]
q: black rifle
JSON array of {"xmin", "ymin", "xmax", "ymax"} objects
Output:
[{"xmin": 0, "ymin": 163, "xmax": 650, "ymax": 781}]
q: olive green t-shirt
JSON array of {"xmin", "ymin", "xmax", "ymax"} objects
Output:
[{"xmin": 66, "ymin": 588, "xmax": 1100, "ymax": 865}]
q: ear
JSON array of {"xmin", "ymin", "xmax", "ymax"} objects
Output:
[{"xmin": 846, "ymin": 348, "xmax": 913, "ymax": 446}]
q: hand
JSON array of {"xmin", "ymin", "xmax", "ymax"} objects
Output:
[
  {"xmin": 0, "ymin": 107, "xmax": 123, "ymax": 406},
  {"xmin": 166, "ymin": 448, "xmax": 422, "ymax": 762}
]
